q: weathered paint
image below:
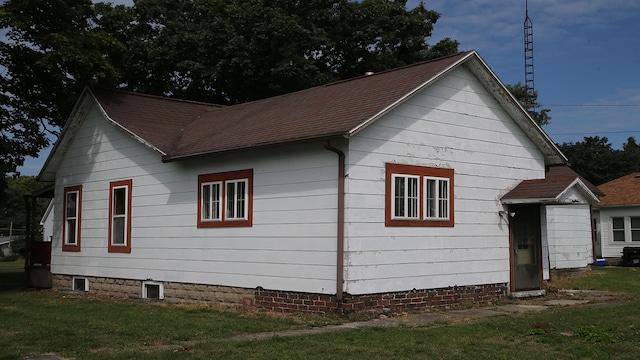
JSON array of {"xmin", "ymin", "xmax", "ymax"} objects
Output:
[
  {"xmin": 343, "ymin": 65, "xmax": 546, "ymax": 295},
  {"xmin": 50, "ymin": 103, "xmax": 340, "ymax": 294}
]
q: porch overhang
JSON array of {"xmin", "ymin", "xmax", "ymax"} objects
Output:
[{"xmin": 501, "ymin": 177, "xmax": 600, "ymax": 206}]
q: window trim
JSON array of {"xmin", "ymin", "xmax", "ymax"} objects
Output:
[
  {"xmin": 198, "ymin": 169, "xmax": 253, "ymax": 228},
  {"xmin": 631, "ymin": 217, "xmax": 640, "ymax": 242},
  {"xmin": 142, "ymin": 281, "xmax": 164, "ymax": 300},
  {"xmin": 108, "ymin": 179, "xmax": 132, "ymax": 253},
  {"xmin": 62, "ymin": 185, "xmax": 82, "ymax": 252},
  {"xmin": 612, "ymin": 216, "xmax": 626, "ymax": 242},
  {"xmin": 72, "ymin": 277, "xmax": 89, "ymax": 292},
  {"xmin": 385, "ymin": 163, "xmax": 454, "ymax": 227}
]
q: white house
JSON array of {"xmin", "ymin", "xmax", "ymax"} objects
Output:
[
  {"xmin": 38, "ymin": 51, "xmax": 600, "ymax": 312},
  {"xmin": 593, "ymin": 173, "xmax": 640, "ymax": 263}
]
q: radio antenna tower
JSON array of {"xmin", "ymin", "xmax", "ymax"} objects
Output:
[{"xmin": 524, "ymin": 0, "xmax": 535, "ymax": 111}]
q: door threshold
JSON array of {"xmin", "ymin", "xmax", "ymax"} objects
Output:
[{"xmin": 510, "ymin": 290, "xmax": 546, "ymax": 299}]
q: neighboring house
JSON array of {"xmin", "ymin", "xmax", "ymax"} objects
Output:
[
  {"xmin": 0, "ymin": 237, "xmax": 12, "ymax": 257},
  {"xmin": 38, "ymin": 51, "xmax": 600, "ymax": 313},
  {"xmin": 40, "ymin": 200, "xmax": 55, "ymax": 243},
  {"xmin": 593, "ymin": 173, "xmax": 640, "ymax": 261}
]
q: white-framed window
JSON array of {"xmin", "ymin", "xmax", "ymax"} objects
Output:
[
  {"xmin": 198, "ymin": 169, "xmax": 253, "ymax": 228},
  {"xmin": 612, "ymin": 217, "xmax": 625, "ymax": 242},
  {"xmin": 109, "ymin": 179, "xmax": 132, "ymax": 253},
  {"xmin": 392, "ymin": 174, "xmax": 420, "ymax": 219},
  {"xmin": 424, "ymin": 176, "xmax": 450, "ymax": 220},
  {"xmin": 386, "ymin": 163, "xmax": 454, "ymax": 227},
  {"xmin": 631, "ymin": 217, "xmax": 640, "ymax": 242},
  {"xmin": 201, "ymin": 181, "xmax": 222, "ymax": 221},
  {"xmin": 142, "ymin": 281, "xmax": 164, "ymax": 300},
  {"xmin": 63, "ymin": 185, "xmax": 82, "ymax": 252},
  {"xmin": 73, "ymin": 277, "xmax": 88, "ymax": 292}
]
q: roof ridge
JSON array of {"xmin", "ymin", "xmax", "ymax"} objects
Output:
[
  {"xmin": 90, "ymin": 86, "xmax": 226, "ymax": 108},
  {"xmin": 322, "ymin": 51, "xmax": 473, "ymax": 88}
]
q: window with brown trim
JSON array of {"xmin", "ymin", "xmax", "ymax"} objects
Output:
[
  {"xmin": 198, "ymin": 169, "xmax": 253, "ymax": 228},
  {"xmin": 63, "ymin": 185, "xmax": 82, "ymax": 252},
  {"xmin": 385, "ymin": 163, "xmax": 454, "ymax": 227},
  {"xmin": 108, "ymin": 179, "xmax": 132, "ymax": 253}
]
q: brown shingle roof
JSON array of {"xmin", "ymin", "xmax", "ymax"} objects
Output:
[
  {"xmin": 90, "ymin": 51, "xmax": 473, "ymax": 159},
  {"xmin": 597, "ymin": 173, "xmax": 640, "ymax": 206},
  {"xmin": 171, "ymin": 52, "xmax": 471, "ymax": 159},
  {"xmin": 90, "ymin": 88, "xmax": 223, "ymax": 155},
  {"xmin": 501, "ymin": 165, "xmax": 603, "ymax": 201}
]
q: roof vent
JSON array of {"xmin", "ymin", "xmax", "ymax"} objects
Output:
[{"xmin": 364, "ymin": 71, "xmax": 374, "ymax": 76}]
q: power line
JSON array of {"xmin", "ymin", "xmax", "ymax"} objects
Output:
[
  {"xmin": 543, "ymin": 104, "xmax": 640, "ymax": 107},
  {"xmin": 548, "ymin": 130, "xmax": 640, "ymax": 136}
]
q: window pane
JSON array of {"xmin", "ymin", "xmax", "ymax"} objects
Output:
[
  {"xmin": 66, "ymin": 192, "xmax": 77, "ymax": 218},
  {"xmin": 66, "ymin": 219, "xmax": 76, "ymax": 244},
  {"xmin": 113, "ymin": 188, "xmax": 126, "ymax": 215},
  {"xmin": 632, "ymin": 230, "xmax": 640, "ymax": 241},
  {"xmin": 614, "ymin": 231, "xmax": 626, "ymax": 242},
  {"xmin": 426, "ymin": 179, "xmax": 436, "ymax": 218},
  {"xmin": 112, "ymin": 217, "xmax": 125, "ymax": 245},
  {"xmin": 632, "ymin": 217, "xmax": 640, "ymax": 229},
  {"xmin": 613, "ymin": 217, "xmax": 624, "ymax": 229},
  {"xmin": 236, "ymin": 181, "xmax": 246, "ymax": 218},
  {"xmin": 227, "ymin": 182, "xmax": 236, "ymax": 218},
  {"xmin": 407, "ymin": 177, "xmax": 418, "ymax": 218},
  {"xmin": 212, "ymin": 183, "xmax": 220, "ymax": 219},
  {"xmin": 145, "ymin": 284, "xmax": 160, "ymax": 299},
  {"xmin": 202, "ymin": 184, "xmax": 211, "ymax": 219},
  {"xmin": 439, "ymin": 179, "xmax": 449, "ymax": 219},
  {"xmin": 394, "ymin": 176, "xmax": 405, "ymax": 217}
]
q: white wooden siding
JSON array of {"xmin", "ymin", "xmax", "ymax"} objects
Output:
[
  {"xmin": 51, "ymin": 103, "xmax": 340, "ymax": 294},
  {"xmin": 597, "ymin": 206, "xmax": 640, "ymax": 258},
  {"xmin": 545, "ymin": 205, "xmax": 593, "ymax": 269},
  {"xmin": 344, "ymin": 65, "xmax": 546, "ymax": 294}
]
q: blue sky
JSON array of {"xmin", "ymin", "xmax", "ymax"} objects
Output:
[{"xmin": 18, "ymin": 0, "xmax": 640, "ymax": 175}]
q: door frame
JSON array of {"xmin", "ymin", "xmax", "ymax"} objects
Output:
[{"xmin": 508, "ymin": 204, "xmax": 544, "ymax": 293}]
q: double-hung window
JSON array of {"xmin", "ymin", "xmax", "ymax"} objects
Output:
[
  {"xmin": 386, "ymin": 163, "xmax": 454, "ymax": 227},
  {"xmin": 198, "ymin": 169, "xmax": 253, "ymax": 228},
  {"xmin": 612, "ymin": 217, "xmax": 625, "ymax": 242},
  {"xmin": 109, "ymin": 179, "xmax": 132, "ymax": 253},
  {"xmin": 631, "ymin": 217, "xmax": 640, "ymax": 242},
  {"xmin": 63, "ymin": 185, "xmax": 82, "ymax": 251},
  {"xmin": 425, "ymin": 176, "xmax": 450, "ymax": 220}
]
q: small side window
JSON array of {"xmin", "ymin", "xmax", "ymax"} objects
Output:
[
  {"xmin": 73, "ymin": 277, "xmax": 88, "ymax": 292},
  {"xmin": 142, "ymin": 281, "xmax": 164, "ymax": 300}
]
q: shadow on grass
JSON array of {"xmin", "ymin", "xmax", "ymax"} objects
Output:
[{"xmin": 0, "ymin": 270, "xmax": 26, "ymax": 291}]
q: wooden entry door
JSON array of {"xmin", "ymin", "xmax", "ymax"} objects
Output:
[{"xmin": 509, "ymin": 204, "xmax": 542, "ymax": 291}]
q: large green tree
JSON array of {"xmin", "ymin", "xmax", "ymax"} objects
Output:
[
  {"xmin": 557, "ymin": 136, "xmax": 640, "ymax": 185},
  {"xmin": 123, "ymin": 0, "xmax": 459, "ymax": 104},
  {"xmin": 505, "ymin": 82, "xmax": 551, "ymax": 126},
  {"xmin": 0, "ymin": 176, "xmax": 49, "ymax": 237},
  {"xmin": 0, "ymin": 0, "xmax": 126, "ymax": 196},
  {"xmin": 0, "ymin": 0, "xmax": 458, "ymax": 192}
]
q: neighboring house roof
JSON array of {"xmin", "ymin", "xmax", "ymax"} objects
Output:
[
  {"xmin": 597, "ymin": 172, "xmax": 640, "ymax": 206},
  {"xmin": 40, "ymin": 199, "xmax": 54, "ymax": 226},
  {"xmin": 501, "ymin": 165, "xmax": 602, "ymax": 205},
  {"xmin": 39, "ymin": 50, "xmax": 567, "ymax": 182}
]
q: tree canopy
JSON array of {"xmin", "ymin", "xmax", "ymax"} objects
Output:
[
  {"xmin": 504, "ymin": 82, "xmax": 551, "ymax": 126},
  {"xmin": 558, "ymin": 136, "xmax": 640, "ymax": 185},
  {"xmin": 0, "ymin": 0, "xmax": 459, "ymax": 190}
]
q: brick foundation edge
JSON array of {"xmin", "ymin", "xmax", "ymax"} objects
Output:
[
  {"xmin": 256, "ymin": 283, "xmax": 508, "ymax": 314},
  {"xmin": 53, "ymin": 274, "xmax": 507, "ymax": 314}
]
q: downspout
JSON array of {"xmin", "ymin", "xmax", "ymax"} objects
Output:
[{"xmin": 324, "ymin": 141, "xmax": 345, "ymax": 302}]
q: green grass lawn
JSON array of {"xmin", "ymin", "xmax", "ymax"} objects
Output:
[
  {"xmin": 1, "ymin": 267, "xmax": 639, "ymax": 359},
  {"xmin": 0, "ymin": 257, "xmax": 24, "ymax": 270}
]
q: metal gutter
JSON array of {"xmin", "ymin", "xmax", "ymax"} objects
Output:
[{"xmin": 324, "ymin": 140, "xmax": 345, "ymax": 303}]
